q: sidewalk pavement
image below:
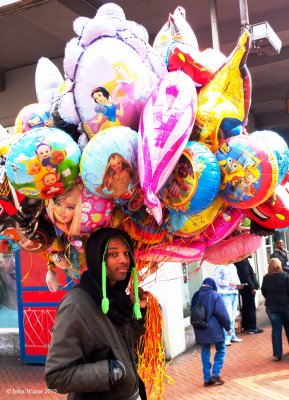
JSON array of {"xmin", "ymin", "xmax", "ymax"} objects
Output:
[{"xmin": 0, "ymin": 307, "xmax": 289, "ymax": 400}]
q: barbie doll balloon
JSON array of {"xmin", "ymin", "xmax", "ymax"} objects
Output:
[
  {"xmin": 202, "ymin": 231, "xmax": 262, "ymax": 264},
  {"xmin": 160, "ymin": 141, "xmax": 221, "ymax": 213},
  {"xmin": 216, "ymin": 135, "xmax": 279, "ymax": 209},
  {"xmin": 46, "ymin": 180, "xmax": 113, "ymax": 236},
  {"xmin": 191, "ymin": 30, "xmax": 252, "ymax": 153},
  {"xmin": 80, "ymin": 126, "xmax": 139, "ymax": 200},
  {"xmin": 5, "ymin": 127, "xmax": 81, "ymax": 199},
  {"xmin": 138, "ymin": 70, "xmax": 197, "ymax": 224},
  {"xmin": 14, "ymin": 103, "xmax": 54, "ymax": 134},
  {"xmin": 250, "ymin": 130, "xmax": 289, "ymax": 184}
]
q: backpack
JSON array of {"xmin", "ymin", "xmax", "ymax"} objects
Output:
[{"xmin": 190, "ymin": 297, "xmax": 208, "ymax": 329}]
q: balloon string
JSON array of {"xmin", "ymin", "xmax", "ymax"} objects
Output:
[{"xmin": 21, "ymin": 252, "xmax": 33, "ymax": 282}]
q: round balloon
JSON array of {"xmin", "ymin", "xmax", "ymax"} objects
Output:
[
  {"xmin": 80, "ymin": 126, "xmax": 139, "ymax": 200},
  {"xmin": 14, "ymin": 103, "xmax": 54, "ymax": 134},
  {"xmin": 6, "ymin": 127, "xmax": 81, "ymax": 199},
  {"xmin": 250, "ymin": 130, "xmax": 289, "ymax": 184},
  {"xmin": 160, "ymin": 141, "xmax": 221, "ymax": 213},
  {"xmin": 169, "ymin": 195, "xmax": 225, "ymax": 236},
  {"xmin": 216, "ymin": 135, "xmax": 278, "ymax": 209},
  {"xmin": 46, "ymin": 179, "xmax": 114, "ymax": 236}
]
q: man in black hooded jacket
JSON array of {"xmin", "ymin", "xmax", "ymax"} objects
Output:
[{"xmin": 45, "ymin": 228, "xmax": 147, "ymax": 400}]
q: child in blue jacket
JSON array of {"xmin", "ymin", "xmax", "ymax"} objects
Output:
[{"xmin": 191, "ymin": 277, "xmax": 231, "ymax": 386}]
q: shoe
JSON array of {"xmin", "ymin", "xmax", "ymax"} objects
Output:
[
  {"xmin": 225, "ymin": 341, "xmax": 232, "ymax": 346},
  {"xmin": 210, "ymin": 376, "xmax": 224, "ymax": 385},
  {"xmin": 274, "ymin": 355, "xmax": 282, "ymax": 361},
  {"xmin": 204, "ymin": 380, "xmax": 214, "ymax": 387},
  {"xmin": 246, "ymin": 328, "xmax": 264, "ymax": 334},
  {"xmin": 231, "ymin": 337, "xmax": 243, "ymax": 342}
]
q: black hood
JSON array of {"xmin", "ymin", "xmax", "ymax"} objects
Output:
[{"xmin": 85, "ymin": 227, "xmax": 135, "ymax": 292}]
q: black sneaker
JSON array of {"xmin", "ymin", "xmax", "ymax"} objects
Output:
[
  {"xmin": 204, "ymin": 380, "xmax": 214, "ymax": 387},
  {"xmin": 210, "ymin": 376, "xmax": 224, "ymax": 385},
  {"xmin": 247, "ymin": 328, "xmax": 264, "ymax": 334}
]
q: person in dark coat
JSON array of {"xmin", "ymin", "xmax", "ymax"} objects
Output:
[
  {"xmin": 191, "ymin": 277, "xmax": 231, "ymax": 387},
  {"xmin": 45, "ymin": 228, "xmax": 148, "ymax": 400},
  {"xmin": 270, "ymin": 239, "xmax": 289, "ymax": 272},
  {"xmin": 234, "ymin": 258, "xmax": 264, "ymax": 334},
  {"xmin": 261, "ymin": 257, "xmax": 289, "ymax": 361}
]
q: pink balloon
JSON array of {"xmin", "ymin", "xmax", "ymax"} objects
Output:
[
  {"xmin": 199, "ymin": 207, "xmax": 244, "ymax": 246},
  {"xmin": 202, "ymin": 231, "xmax": 262, "ymax": 264},
  {"xmin": 135, "ymin": 238, "xmax": 205, "ymax": 263},
  {"xmin": 138, "ymin": 70, "xmax": 197, "ymax": 224}
]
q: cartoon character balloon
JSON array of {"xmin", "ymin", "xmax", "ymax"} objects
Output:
[
  {"xmin": 216, "ymin": 135, "xmax": 279, "ymax": 209},
  {"xmin": 14, "ymin": 103, "xmax": 54, "ymax": 134},
  {"xmin": 160, "ymin": 141, "xmax": 221, "ymax": 213},
  {"xmin": 6, "ymin": 127, "xmax": 81, "ymax": 199}
]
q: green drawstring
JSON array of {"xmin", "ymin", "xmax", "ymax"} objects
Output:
[
  {"xmin": 100, "ymin": 236, "xmax": 142, "ymax": 319},
  {"xmin": 132, "ymin": 266, "xmax": 142, "ymax": 320},
  {"xmin": 101, "ymin": 243, "xmax": 110, "ymax": 314}
]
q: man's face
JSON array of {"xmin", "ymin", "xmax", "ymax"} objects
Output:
[
  {"xmin": 105, "ymin": 237, "xmax": 131, "ymax": 286},
  {"xmin": 277, "ymin": 240, "xmax": 285, "ymax": 250}
]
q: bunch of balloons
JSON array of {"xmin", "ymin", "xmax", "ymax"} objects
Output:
[{"xmin": 1, "ymin": 3, "xmax": 289, "ymax": 289}]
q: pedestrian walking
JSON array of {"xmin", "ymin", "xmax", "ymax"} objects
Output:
[
  {"xmin": 191, "ymin": 277, "xmax": 231, "ymax": 387},
  {"xmin": 214, "ymin": 264, "xmax": 243, "ymax": 345},
  {"xmin": 261, "ymin": 257, "xmax": 289, "ymax": 361}
]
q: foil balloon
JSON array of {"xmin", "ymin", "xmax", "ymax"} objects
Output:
[
  {"xmin": 169, "ymin": 195, "xmax": 225, "ymax": 236},
  {"xmin": 168, "ymin": 46, "xmax": 226, "ymax": 88},
  {"xmin": 250, "ymin": 130, "xmax": 289, "ymax": 184},
  {"xmin": 216, "ymin": 135, "xmax": 279, "ymax": 209},
  {"xmin": 153, "ymin": 6, "xmax": 199, "ymax": 64},
  {"xmin": 160, "ymin": 141, "xmax": 221, "ymax": 213},
  {"xmin": 138, "ymin": 70, "xmax": 197, "ymax": 224},
  {"xmin": 6, "ymin": 127, "xmax": 81, "ymax": 199},
  {"xmin": 14, "ymin": 103, "xmax": 54, "ymax": 134},
  {"xmin": 199, "ymin": 207, "xmax": 244, "ymax": 245},
  {"xmin": 202, "ymin": 231, "xmax": 262, "ymax": 264},
  {"xmin": 244, "ymin": 182, "xmax": 289, "ymax": 230},
  {"xmin": 46, "ymin": 179, "xmax": 114, "ymax": 236},
  {"xmin": 80, "ymin": 126, "xmax": 139, "ymax": 200},
  {"xmin": 191, "ymin": 30, "xmax": 252, "ymax": 153},
  {"xmin": 121, "ymin": 205, "xmax": 169, "ymax": 244},
  {"xmin": 35, "ymin": 57, "xmax": 64, "ymax": 111},
  {"xmin": 0, "ymin": 234, "xmax": 20, "ymax": 253},
  {"xmin": 135, "ymin": 238, "xmax": 205, "ymax": 263}
]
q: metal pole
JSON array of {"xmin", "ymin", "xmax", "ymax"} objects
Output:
[
  {"xmin": 239, "ymin": 0, "xmax": 250, "ymax": 30},
  {"xmin": 209, "ymin": 0, "xmax": 220, "ymax": 51}
]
